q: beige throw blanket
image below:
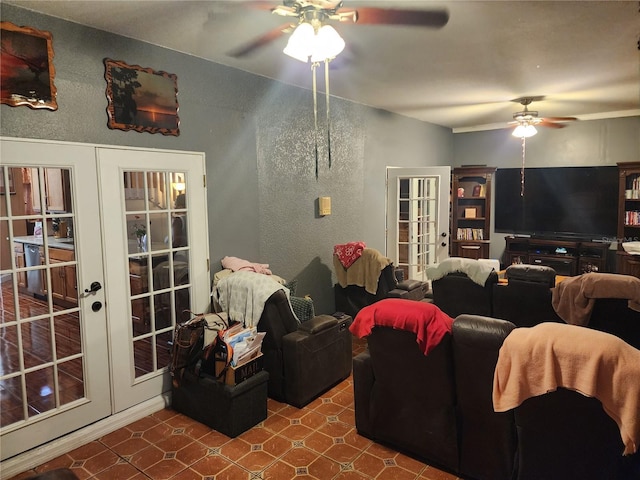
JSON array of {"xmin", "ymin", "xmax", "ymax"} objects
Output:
[
  {"xmin": 552, "ymin": 273, "xmax": 640, "ymax": 326},
  {"xmin": 493, "ymin": 322, "xmax": 640, "ymax": 455},
  {"xmin": 333, "ymin": 248, "xmax": 392, "ymax": 295}
]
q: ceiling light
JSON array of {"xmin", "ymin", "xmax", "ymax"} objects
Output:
[
  {"xmin": 283, "ymin": 23, "xmax": 345, "ymax": 63},
  {"xmin": 283, "ymin": 21, "xmax": 345, "ymax": 178},
  {"xmin": 283, "ymin": 22, "xmax": 315, "ymax": 62},
  {"xmin": 311, "ymin": 25, "xmax": 345, "ymax": 62},
  {"xmin": 512, "ymin": 124, "xmax": 538, "ymax": 138}
]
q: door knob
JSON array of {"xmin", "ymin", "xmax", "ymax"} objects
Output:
[{"xmin": 84, "ymin": 281, "xmax": 102, "ymax": 293}]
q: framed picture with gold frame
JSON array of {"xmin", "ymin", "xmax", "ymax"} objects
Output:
[
  {"xmin": 104, "ymin": 58, "xmax": 180, "ymax": 136},
  {"xmin": 0, "ymin": 21, "xmax": 58, "ymax": 110}
]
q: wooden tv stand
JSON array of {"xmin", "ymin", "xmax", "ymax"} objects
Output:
[{"xmin": 504, "ymin": 237, "xmax": 610, "ymax": 276}]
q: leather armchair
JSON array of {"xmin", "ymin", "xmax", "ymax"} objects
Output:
[
  {"xmin": 452, "ymin": 314, "xmax": 517, "ymax": 480},
  {"xmin": 353, "ymin": 326, "xmax": 459, "ymax": 473},
  {"xmin": 257, "ymin": 290, "xmax": 353, "ymax": 407},
  {"xmin": 492, "ymin": 264, "xmax": 563, "ymax": 327},
  {"xmin": 431, "ymin": 270, "xmax": 498, "ymax": 318},
  {"xmin": 589, "ymin": 298, "xmax": 640, "ymax": 350},
  {"xmin": 514, "ymin": 388, "xmax": 639, "ymax": 480},
  {"xmin": 334, "ymin": 262, "xmax": 427, "ymax": 318}
]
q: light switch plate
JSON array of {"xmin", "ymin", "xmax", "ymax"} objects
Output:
[{"xmin": 319, "ymin": 196, "xmax": 331, "ymax": 216}]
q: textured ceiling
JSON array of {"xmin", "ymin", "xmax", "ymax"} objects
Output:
[{"xmin": 6, "ymin": 0, "xmax": 640, "ymax": 131}]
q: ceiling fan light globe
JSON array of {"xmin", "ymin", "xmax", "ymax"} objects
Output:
[
  {"xmin": 283, "ymin": 22, "xmax": 315, "ymax": 62},
  {"xmin": 512, "ymin": 124, "xmax": 537, "ymax": 138},
  {"xmin": 310, "ymin": 25, "xmax": 345, "ymax": 62}
]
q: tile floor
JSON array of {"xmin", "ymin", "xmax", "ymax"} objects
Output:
[{"xmin": 8, "ymin": 337, "xmax": 459, "ymax": 480}]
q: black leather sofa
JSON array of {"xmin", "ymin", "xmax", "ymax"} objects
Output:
[
  {"xmin": 353, "ymin": 313, "xmax": 640, "ymax": 480},
  {"xmin": 433, "ymin": 264, "xmax": 640, "ymax": 347}
]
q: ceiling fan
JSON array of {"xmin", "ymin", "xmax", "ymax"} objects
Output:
[
  {"xmin": 226, "ymin": 0, "xmax": 450, "ymax": 58},
  {"xmin": 509, "ymin": 97, "xmax": 577, "ymax": 135}
]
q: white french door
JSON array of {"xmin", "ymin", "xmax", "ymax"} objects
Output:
[
  {"xmin": 97, "ymin": 147, "xmax": 210, "ymax": 412},
  {"xmin": 386, "ymin": 166, "xmax": 451, "ymax": 281},
  {"xmin": 0, "ymin": 139, "xmax": 110, "ymax": 461},
  {"xmin": 1, "ymin": 139, "xmax": 210, "ymax": 461}
]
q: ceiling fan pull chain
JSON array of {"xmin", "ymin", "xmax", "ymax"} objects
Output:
[
  {"xmin": 325, "ymin": 59, "xmax": 332, "ymax": 170},
  {"xmin": 312, "ymin": 61, "xmax": 319, "ymax": 179},
  {"xmin": 520, "ymin": 136, "xmax": 526, "ymax": 197}
]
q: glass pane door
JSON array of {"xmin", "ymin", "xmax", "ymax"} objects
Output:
[
  {"xmin": 0, "ymin": 140, "xmax": 110, "ymax": 461},
  {"xmin": 97, "ymin": 147, "xmax": 209, "ymax": 413},
  {"xmin": 386, "ymin": 167, "xmax": 451, "ymax": 281}
]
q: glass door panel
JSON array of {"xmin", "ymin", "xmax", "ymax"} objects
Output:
[
  {"xmin": 98, "ymin": 147, "xmax": 209, "ymax": 413},
  {"xmin": 1, "ymin": 139, "xmax": 110, "ymax": 462},
  {"xmin": 387, "ymin": 167, "xmax": 451, "ymax": 281}
]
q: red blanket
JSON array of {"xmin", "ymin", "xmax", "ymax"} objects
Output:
[
  {"xmin": 350, "ymin": 298, "xmax": 453, "ymax": 355},
  {"xmin": 333, "ymin": 241, "xmax": 366, "ymax": 268}
]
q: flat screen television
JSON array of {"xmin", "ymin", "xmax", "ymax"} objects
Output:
[{"xmin": 494, "ymin": 166, "xmax": 618, "ymax": 240}]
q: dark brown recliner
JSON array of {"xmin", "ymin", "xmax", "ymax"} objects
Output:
[
  {"xmin": 257, "ymin": 290, "xmax": 353, "ymax": 407},
  {"xmin": 334, "ymin": 262, "xmax": 426, "ymax": 318},
  {"xmin": 353, "ymin": 326, "xmax": 459, "ymax": 473},
  {"xmin": 431, "ymin": 270, "xmax": 498, "ymax": 318},
  {"xmin": 352, "ymin": 312, "xmax": 518, "ymax": 479},
  {"xmin": 514, "ymin": 388, "xmax": 640, "ymax": 480},
  {"xmin": 452, "ymin": 314, "xmax": 518, "ymax": 480},
  {"xmin": 492, "ymin": 264, "xmax": 563, "ymax": 327},
  {"xmin": 589, "ymin": 298, "xmax": 640, "ymax": 349}
]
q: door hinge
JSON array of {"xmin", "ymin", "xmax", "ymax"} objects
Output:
[
  {"xmin": 207, "ymin": 258, "xmax": 210, "ymax": 271},
  {"xmin": 203, "ymin": 174, "xmax": 206, "ymax": 188}
]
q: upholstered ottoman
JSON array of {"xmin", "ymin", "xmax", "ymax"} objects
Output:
[{"xmin": 172, "ymin": 369, "xmax": 269, "ymax": 437}]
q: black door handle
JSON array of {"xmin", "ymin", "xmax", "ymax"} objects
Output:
[{"xmin": 84, "ymin": 281, "xmax": 102, "ymax": 293}]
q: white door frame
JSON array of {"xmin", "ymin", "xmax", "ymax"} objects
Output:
[
  {"xmin": 0, "ymin": 138, "xmax": 111, "ymax": 460},
  {"xmin": 97, "ymin": 147, "xmax": 210, "ymax": 413},
  {"xmin": 386, "ymin": 166, "xmax": 451, "ymax": 280}
]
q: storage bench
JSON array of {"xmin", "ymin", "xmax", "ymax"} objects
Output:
[{"xmin": 171, "ymin": 369, "xmax": 269, "ymax": 437}]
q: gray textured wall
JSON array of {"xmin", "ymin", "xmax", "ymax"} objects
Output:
[{"xmin": 0, "ymin": 4, "xmax": 451, "ymax": 313}]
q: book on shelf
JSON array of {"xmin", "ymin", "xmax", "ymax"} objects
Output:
[
  {"xmin": 625, "ymin": 211, "xmax": 640, "ymax": 226},
  {"xmin": 456, "ymin": 228, "xmax": 484, "ymax": 240}
]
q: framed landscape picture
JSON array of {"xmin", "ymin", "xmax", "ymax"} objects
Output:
[
  {"xmin": 0, "ymin": 22, "xmax": 58, "ymax": 110},
  {"xmin": 104, "ymin": 58, "xmax": 180, "ymax": 136}
]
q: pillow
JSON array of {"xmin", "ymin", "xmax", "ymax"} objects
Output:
[
  {"xmin": 284, "ymin": 279, "xmax": 298, "ymax": 296},
  {"xmin": 290, "ymin": 295, "xmax": 315, "ymax": 323}
]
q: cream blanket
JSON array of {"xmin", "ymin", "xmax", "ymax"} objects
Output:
[
  {"xmin": 426, "ymin": 257, "xmax": 494, "ymax": 287},
  {"xmin": 333, "ymin": 248, "xmax": 392, "ymax": 295},
  {"xmin": 212, "ymin": 271, "xmax": 298, "ymax": 328},
  {"xmin": 552, "ymin": 273, "xmax": 640, "ymax": 326},
  {"xmin": 493, "ymin": 322, "xmax": 640, "ymax": 455}
]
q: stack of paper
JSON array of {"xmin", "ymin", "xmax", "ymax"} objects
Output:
[{"xmin": 222, "ymin": 323, "xmax": 265, "ymax": 367}]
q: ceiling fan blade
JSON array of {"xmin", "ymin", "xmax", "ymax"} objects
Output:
[
  {"xmin": 543, "ymin": 116, "xmax": 578, "ymax": 122},
  {"xmin": 226, "ymin": 22, "xmax": 294, "ymax": 58},
  {"xmin": 538, "ymin": 120, "xmax": 566, "ymax": 129},
  {"xmin": 348, "ymin": 7, "xmax": 449, "ymax": 28}
]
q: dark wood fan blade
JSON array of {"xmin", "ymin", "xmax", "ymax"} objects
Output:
[
  {"xmin": 538, "ymin": 120, "xmax": 566, "ymax": 129},
  {"xmin": 349, "ymin": 7, "xmax": 449, "ymax": 28},
  {"xmin": 226, "ymin": 22, "xmax": 294, "ymax": 58},
  {"xmin": 544, "ymin": 116, "xmax": 578, "ymax": 122}
]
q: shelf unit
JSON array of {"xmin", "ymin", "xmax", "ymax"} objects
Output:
[
  {"xmin": 617, "ymin": 162, "xmax": 640, "ymax": 277},
  {"xmin": 504, "ymin": 237, "xmax": 609, "ymax": 276},
  {"xmin": 451, "ymin": 166, "xmax": 496, "ymax": 259}
]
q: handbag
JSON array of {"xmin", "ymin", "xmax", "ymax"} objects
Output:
[
  {"xmin": 199, "ymin": 328, "xmax": 234, "ymax": 381},
  {"xmin": 170, "ymin": 311, "xmax": 228, "ymax": 387}
]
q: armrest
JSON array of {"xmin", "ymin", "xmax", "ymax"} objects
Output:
[
  {"xmin": 297, "ymin": 314, "xmax": 338, "ymax": 334},
  {"xmin": 353, "ymin": 351, "xmax": 374, "ymax": 437},
  {"xmin": 396, "ymin": 279, "xmax": 425, "ymax": 291}
]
